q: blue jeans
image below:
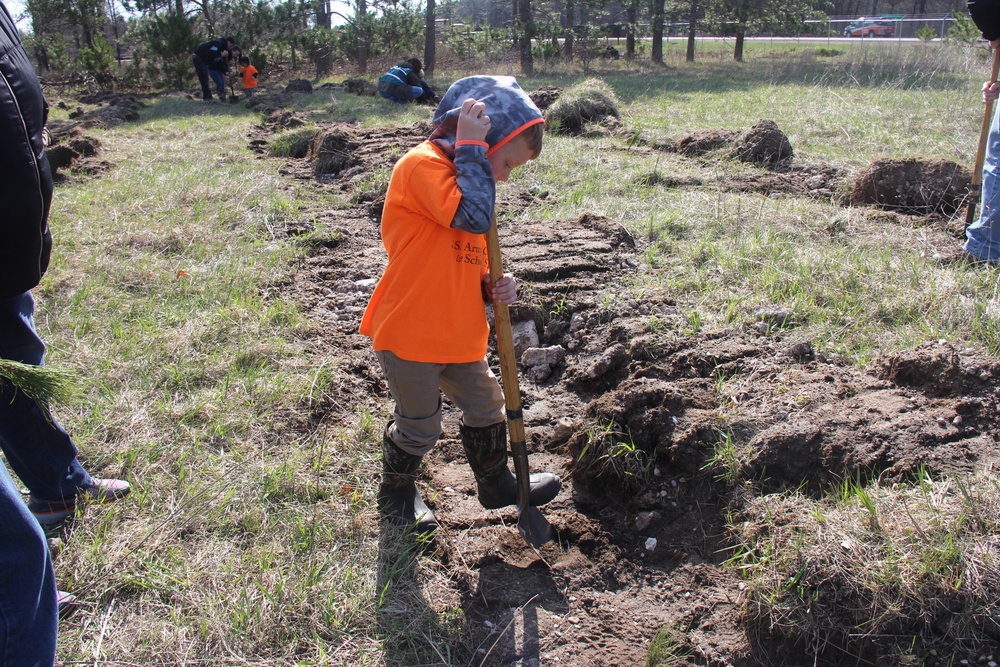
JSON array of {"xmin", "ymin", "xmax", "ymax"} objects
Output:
[
  {"xmin": 966, "ymin": 103, "xmax": 1000, "ymax": 262},
  {"xmin": 0, "ymin": 292, "xmax": 90, "ymax": 502},
  {"xmin": 208, "ymin": 69, "xmax": 226, "ymax": 96},
  {"xmin": 0, "ymin": 462, "xmax": 57, "ymax": 667},
  {"xmin": 379, "ymin": 84, "xmax": 423, "ymax": 104}
]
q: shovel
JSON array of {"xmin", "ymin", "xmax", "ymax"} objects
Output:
[
  {"xmin": 485, "ymin": 216, "xmax": 553, "ymax": 549},
  {"xmin": 228, "ymin": 75, "xmax": 240, "ymax": 104},
  {"xmin": 966, "ymin": 47, "xmax": 1000, "ymax": 227}
]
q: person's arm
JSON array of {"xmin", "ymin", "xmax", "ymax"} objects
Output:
[{"xmin": 451, "ymin": 99, "xmax": 495, "ymax": 234}]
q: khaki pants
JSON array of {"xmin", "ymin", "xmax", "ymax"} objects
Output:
[{"xmin": 375, "ymin": 350, "xmax": 505, "ymax": 457}]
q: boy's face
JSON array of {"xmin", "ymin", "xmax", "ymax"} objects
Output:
[{"xmin": 488, "ymin": 136, "xmax": 535, "ymax": 183}]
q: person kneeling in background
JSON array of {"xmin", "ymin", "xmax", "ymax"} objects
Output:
[{"xmin": 377, "ymin": 58, "xmax": 437, "ymax": 104}]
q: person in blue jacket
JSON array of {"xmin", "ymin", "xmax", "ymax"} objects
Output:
[{"xmin": 378, "ymin": 57, "xmax": 437, "ymax": 104}]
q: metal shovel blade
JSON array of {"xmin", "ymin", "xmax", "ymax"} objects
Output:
[{"xmin": 517, "ymin": 504, "xmax": 552, "ymax": 548}]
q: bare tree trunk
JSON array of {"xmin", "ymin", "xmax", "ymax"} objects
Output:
[
  {"xmin": 625, "ymin": 1, "xmax": 636, "ymax": 61},
  {"xmin": 734, "ymin": 27, "xmax": 744, "ymax": 61},
  {"xmin": 517, "ymin": 0, "xmax": 533, "ymax": 75},
  {"xmin": 512, "ymin": 0, "xmax": 518, "ymax": 49},
  {"xmin": 651, "ymin": 0, "xmax": 664, "ymax": 64},
  {"xmin": 315, "ymin": 0, "xmax": 332, "ymax": 76},
  {"xmin": 356, "ymin": 0, "xmax": 368, "ymax": 73},
  {"xmin": 686, "ymin": 0, "xmax": 697, "ymax": 62},
  {"xmin": 424, "ymin": 0, "xmax": 435, "ymax": 75},
  {"xmin": 564, "ymin": 0, "xmax": 574, "ymax": 60}
]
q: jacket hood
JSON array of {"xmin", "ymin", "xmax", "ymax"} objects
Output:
[{"xmin": 429, "ymin": 76, "xmax": 543, "ymax": 158}]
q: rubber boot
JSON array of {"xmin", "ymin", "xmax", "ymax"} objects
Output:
[
  {"xmin": 378, "ymin": 426, "xmax": 437, "ymax": 534},
  {"xmin": 460, "ymin": 421, "xmax": 562, "ymax": 510}
]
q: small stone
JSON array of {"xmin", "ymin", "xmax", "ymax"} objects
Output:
[
  {"xmin": 644, "ymin": 537, "xmax": 657, "ymax": 551},
  {"xmin": 635, "ymin": 511, "xmax": 660, "ymax": 532}
]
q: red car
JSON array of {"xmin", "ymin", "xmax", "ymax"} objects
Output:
[{"xmin": 844, "ymin": 20, "xmax": 895, "ymax": 37}]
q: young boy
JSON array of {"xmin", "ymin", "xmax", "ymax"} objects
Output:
[
  {"xmin": 239, "ymin": 55, "xmax": 258, "ymax": 99},
  {"xmin": 360, "ymin": 76, "xmax": 561, "ymax": 533}
]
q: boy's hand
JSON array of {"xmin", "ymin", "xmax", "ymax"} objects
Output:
[
  {"xmin": 985, "ymin": 80, "xmax": 1000, "ymax": 105},
  {"xmin": 456, "ymin": 98, "xmax": 490, "ymax": 144},
  {"xmin": 484, "ymin": 273, "xmax": 517, "ymax": 305}
]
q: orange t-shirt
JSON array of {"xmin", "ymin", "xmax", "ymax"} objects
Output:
[
  {"xmin": 359, "ymin": 141, "xmax": 492, "ymax": 363},
  {"xmin": 241, "ymin": 64, "xmax": 258, "ymax": 90}
]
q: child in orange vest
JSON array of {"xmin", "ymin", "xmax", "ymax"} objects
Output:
[
  {"xmin": 360, "ymin": 76, "xmax": 561, "ymax": 534},
  {"xmin": 239, "ymin": 55, "xmax": 258, "ymax": 99}
]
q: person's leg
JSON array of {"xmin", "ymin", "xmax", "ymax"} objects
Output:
[
  {"xmin": 966, "ymin": 104, "xmax": 1000, "ymax": 262},
  {"xmin": 0, "ymin": 462, "xmax": 57, "ymax": 667},
  {"xmin": 0, "ymin": 292, "xmax": 129, "ymax": 524},
  {"xmin": 376, "ymin": 350, "xmax": 444, "ymax": 456},
  {"xmin": 442, "ymin": 360, "xmax": 561, "ymax": 509},
  {"xmin": 208, "ymin": 70, "xmax": 226, "ymax": 98},
  {"xmin": 418, "ymin": 80, "xmax": 436, "ymax": 103},
  {"xmin": 192, "ymin": 56, "xmax": 211, "ymax": 100},
  {"xmin": 374, "ymin": 350, "xmax": 443, "ymax": 532},
  {"xmin": 0, "ymin": 292, "xmax": 89, "ymax": 501}
]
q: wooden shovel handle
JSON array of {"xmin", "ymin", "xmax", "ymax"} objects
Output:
[
  {"xmin": 484, "ymin": 217, "xmax": 531, "ymax": 512},
  {"xmin": 966, "ymin": 47, "xmax": 1000, "ymax": 226}
]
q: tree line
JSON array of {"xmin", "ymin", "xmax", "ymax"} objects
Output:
[{"xmin": 15, "ymin": 0, "xmax": 973, "ymax": 90}]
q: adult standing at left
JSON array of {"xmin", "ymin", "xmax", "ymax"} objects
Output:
[
  {"xmin": 0, "ymin": 2, "xmax": 60, "ymax": 664},
  {"xmin": 0, "ymin": 0, "xmax": 130, "ymax": 528},
  {"xmin": 192, "ymin": 36, "xmax": 234, "ymax": 101}
]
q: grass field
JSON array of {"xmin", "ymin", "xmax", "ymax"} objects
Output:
[{"xmin": 33, "ymin": 39, "xmax": 1000, "ymax": 664}]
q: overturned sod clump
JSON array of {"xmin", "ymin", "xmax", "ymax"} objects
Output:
[
  {"xmin": 270, "ymin": 127, "xmax": 316, "ymax": 158},
  {"xmin": 672, "ymin": 129, "xmax": 739, "ymax": 156},
  {"xmin": 308, "ymin": 126, "xmax": 360, "ymax": 176},
  {"xmin": 726, "ymin": 119, "xmax": 793, "ymax": 165},
  {"xmin": 544, "ymin": 78, "xmax": 621, "ymax": 135},
  {"xmin": 851, "ymin": 158, "xmax": 971, "ymax": 215},
  {"xmin": 343, "ymin": 77, "xmax": 376, "ymax": 96},
  {"xmin": 732, "ymin": 472, "xmax": 1000, "ymax": 663},
  {"xmin": 529, "ymin": 86, "xmax": 562, "ymax": 111}
]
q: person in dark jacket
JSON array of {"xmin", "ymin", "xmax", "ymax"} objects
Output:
[
  {"xmin": 378, "ymin": 57, "xmax": 437, "ymax": 104},
  {"xmin": 0, "ymin": 3, "xmax": 60, "ymax": 662},
  {"xmin": 965, "ymin": 0, "xmax": 1000, "ymax": 261},
  {"xmin": 0, "ymin": 0, "xmax": 131, "ymax": 517},
  {"xmin": 192, "ymin": 36, "xmax": 235, "ymax": 101}
]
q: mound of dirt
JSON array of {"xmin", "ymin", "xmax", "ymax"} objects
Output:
[
  {"xmin": 308, "ymin": 127, "xmax": 360, "ymax": 177},
  {"xmin": 544, "ymin": 78, "xmax": 621, "ymax": 135},
  {"xmin": 343, "ymin": 77, "xmax": 376, "ymax": 96},
  {"xmin": 851, "ymin": 158, "xmax": 971, "ymax": 215},
  {"xmin": 726, "ymin": 119, "xmax": 793, "ymax": 165},
  {"xmin": 45, "ymin": 128, "xmax": 104, "ymax": 176},
  {"xmin": 672, "ymin": 129, "xmax": 738, "ymax": 156},
  {"xmin": 529, "ymin": 86, "xmax": 562, "ymax": 111},
  {"xmin": 284, "ymin": 79, "xmax": 313, "ymax": 94}
]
